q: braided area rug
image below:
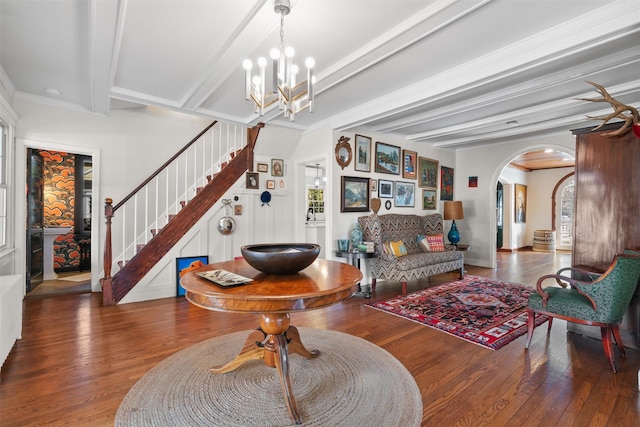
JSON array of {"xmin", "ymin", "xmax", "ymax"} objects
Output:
[{"xmin": 116, "ymin": 327, "xmax": 422, "ymax": 426}]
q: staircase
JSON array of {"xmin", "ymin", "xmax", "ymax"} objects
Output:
[{"xmin": 101, "ymin": 122, "xmax": 264, "ymax": 305}]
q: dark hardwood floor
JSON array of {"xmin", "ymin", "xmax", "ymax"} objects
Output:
[{"xmin": 1, "ymin": 251, "xmax": 638, "ymax": 426}]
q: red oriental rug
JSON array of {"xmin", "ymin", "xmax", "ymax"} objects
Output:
[{"xmin": 366, "ymin": 275, "xmax": 548, "ymax": 350}]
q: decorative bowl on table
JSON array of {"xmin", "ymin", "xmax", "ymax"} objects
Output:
[{"xmin": 240, "ymin": 243, "xmax": 321, "ymax": 275}]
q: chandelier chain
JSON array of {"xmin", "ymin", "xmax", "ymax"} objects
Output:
[{"xmin": 280, "ymin": 13, "xmax": 285, "ymax": 51}]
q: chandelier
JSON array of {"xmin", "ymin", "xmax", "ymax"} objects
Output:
[{"xmin": 243, "ymin": 0, "xmax": 315, "ymax": 121}]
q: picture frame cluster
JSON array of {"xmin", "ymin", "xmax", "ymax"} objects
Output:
[{"xmin": 339, "ymin": 133, "xmax": 454, "ymax": 212}]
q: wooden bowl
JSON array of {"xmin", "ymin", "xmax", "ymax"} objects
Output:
[{"xmin": 240, "ymin": 243, "xmax": 320, "ymax": 275}]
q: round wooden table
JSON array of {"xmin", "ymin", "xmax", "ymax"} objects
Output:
[{"xmin": 181, "ymin": 258, "xmax": 362, "ymax": 425}]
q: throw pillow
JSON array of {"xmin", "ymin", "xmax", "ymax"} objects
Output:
[
  {"xmin": 416, "ymin": 234, "xmax": 431, "ymax": 252},
  {"xmin": 425, "ymin": 234, "xmax": 445, "ymax": 252},
  {"xmin": 389, "ymin": 240, "xmax": 408, "ymax": 257}
]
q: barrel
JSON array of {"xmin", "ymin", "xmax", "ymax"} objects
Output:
[{"xmin": 533, "ymin": 230, "xmax": 556, "ymax": 252}]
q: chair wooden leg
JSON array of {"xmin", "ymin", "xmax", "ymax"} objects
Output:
[
  {"xmin": 525, "ymin": 308, "xmax": 535, "ymax": 348},
  {"xmin": 547, "ymin": 316, "xmax": 553, "ymax": 332},
  {"xmin": 611, "ymin": 325, "xmax": 626, "ymax": 357},
  {"xmin": 401, "ymin": 281, "xmax": 407, "ymax": 297},
  {"xmin": 600, "ymin": 326, "xmax": 617, "ymax": 373},
  {"xmin": 371, "ymin": 278, "xmax": 376, "ymax": 293}
]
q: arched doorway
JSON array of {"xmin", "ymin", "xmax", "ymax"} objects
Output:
[{"xmin": 553, "ymin": 173, "xmax": 575, "ymax": 251}]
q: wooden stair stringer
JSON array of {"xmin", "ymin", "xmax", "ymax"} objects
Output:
[{"xmin": 109, "ymin": 147, "xmax": 250, "ymax": 304}]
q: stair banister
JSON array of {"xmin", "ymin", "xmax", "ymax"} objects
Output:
[{"xmin": 101, "ymin": 122, "xmax": 264, "ymax": 305}]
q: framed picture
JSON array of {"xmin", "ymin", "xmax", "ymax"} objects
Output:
[
  {"xmin": 469, "ymin": 176, "xmax": 478, "ymax": 188},
  {"xmin": 515, "ymin": 183, "xmax": 527, "ymax": 223},
  {"xmin": 374, "ymin": 141, "xmax": 401, "ymax": 175},
  {"xmin": 176, "ymin": 255, "xmax": 208, "ymax": 297},
  {"xmin": 266, "ymin": 179, "xmax": 276, "ymax": 189},
  {"xmin": 378, "ymin": 179, "xmax": 393, "ymax": 198},
  {"xmin": 422, "ymin": 189, "xmax": 437, "ymax": 210},
  {"xmin": 246, "ymin": 172, "xmax": 259, "ymax": 189},
  {"xmin": 402, "ymin": 150, "xmax": 417, "ymax": 179},
  {"xmin": 418, "ymin": 156, "xmax": 439, "ymax": 188},
  {"xmin": 440, "ymin": 166, "xmax": 454, "ymax": 200},
  {"xmin": 271, "ymin": 158, "xmax": 284, "ymax": 177},
  {"xmin": 341, "ymin": 176, "xmax": 370, "ymax": 212},
  {"xmin": 257, "ymin": 162, "xmax": 268, "ymax": 173},
  {"xmin": 370, "ymin": 179, "xmax": 378, "ymax": 192},
  {"xmin": 354, "ymin": 134, "xmax": 372, "ymax": 172},
  {"xmin": 395, "ymin": 181, "xmax": 415, "ymax": 207}
]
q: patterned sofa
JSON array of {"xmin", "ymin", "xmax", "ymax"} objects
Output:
[{"xmin": 358, "ymin": 213, "xmax": 464, "ymax": 296}]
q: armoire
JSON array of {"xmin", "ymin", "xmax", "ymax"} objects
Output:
[{"xmin": 570, "ymin": 122, "xmax": 640, "ymax": 349}]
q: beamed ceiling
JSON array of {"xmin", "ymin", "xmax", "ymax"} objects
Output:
[{"xmin": 0, "ymin": 0, "xmax": 638, "ymax": 156}]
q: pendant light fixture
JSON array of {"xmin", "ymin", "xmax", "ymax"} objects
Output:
[
  {"xmin": 243, "ymin": 0, "xmax": 315, "ymax": 121},
  {"xmin": 314, "ymin": 164, "xmax": 320, "ymax": 188}
]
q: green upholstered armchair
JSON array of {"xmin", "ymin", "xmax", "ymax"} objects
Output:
[{"xmin": 525, "ymin": 251, "xmax": 640, "ymax": 373}]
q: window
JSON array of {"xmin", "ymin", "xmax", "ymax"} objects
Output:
[
  {"xmin": 0, "ymin": 123, "xmax": 6, "ymax": 247},
  {"xmin": 307, "ymin": 188, "xmax": 324, "ymax": 214}
]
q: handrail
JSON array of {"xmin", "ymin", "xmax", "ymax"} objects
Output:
[
  {"xmin": 100, "ymin": 121, "xmax": 263, "ymax": 305},
  {"xmin": 113, "ymin": 121, "xmax": 218, "ymax": 211}
]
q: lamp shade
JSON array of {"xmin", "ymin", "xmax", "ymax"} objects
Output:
[{"xmin": 444, "ymin": 201, "xmax": 464, "ymax": 220}]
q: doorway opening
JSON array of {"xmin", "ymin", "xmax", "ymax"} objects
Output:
[{"xmin": 26, "ymin": 149, "xmax": 92, "ymax": 297}]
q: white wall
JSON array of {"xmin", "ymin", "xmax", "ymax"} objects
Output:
[
  {"xmin": 456, "ymin": 133, "xmax": 575, "ymax": 268},
  {"xmin": 12, "ymin": 99, "xmax": 304, "ymax": 300}
]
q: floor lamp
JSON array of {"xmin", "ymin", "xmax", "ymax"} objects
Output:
[{"xmin": 444, "ymin": 201, "xmax": 464, "ymax": 248}]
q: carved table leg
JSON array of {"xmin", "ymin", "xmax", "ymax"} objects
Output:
[
  {"xmin": 286, "ymin": 325, "xmax": 320, "ymax": 359},
  {"xmin": 260, "ymin": 313, "xmax": 303, "ymax": 424},
  {"xmin": 210, "ymin": 329, "xmax": 266, "ymax": 373}
]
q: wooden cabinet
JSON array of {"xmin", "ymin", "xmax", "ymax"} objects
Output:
[{"xmin": 570, "ymin": 123, "xmax": 640, "ymax": 349}]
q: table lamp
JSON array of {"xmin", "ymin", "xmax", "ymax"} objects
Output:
[{"xmin": 444, "ymin": 201, "xmax": 464, "ymax": 247}]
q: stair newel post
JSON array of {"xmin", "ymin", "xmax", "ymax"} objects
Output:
[
  {"xmin": 101, "ymin": 198, "xmax": 114, "ymax": 305},
  {"xmin": 246, "ymin": 122, "xmax": 265, "ymax": 172}
]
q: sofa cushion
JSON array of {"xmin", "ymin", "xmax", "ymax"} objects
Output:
[
  {"xmin": 389, "ymin": 241, "xmax": 408, "ymax": 257},
  {"xmin": 416, "ymin": 235, "xmax": 431, "ymax": 252},
  {"xmin": 393, "ymin": 251, "xmax": 463, "ymax": 271},
  {"xmin": 426, "ymin": 234, "xmax": 445, "ymax": 251}
]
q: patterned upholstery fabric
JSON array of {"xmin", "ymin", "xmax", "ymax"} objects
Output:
[
  {"xmin": 528, "ymin": 254, "xmax": 640, "ymax": 323},
  {"xmin": 357, "ymin": 213, "xmax": 464, "ymax": 285}
]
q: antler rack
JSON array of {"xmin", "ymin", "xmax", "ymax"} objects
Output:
[{"xmin": 577, "ymin": 81, "xmax": 640, "ymax": 138}]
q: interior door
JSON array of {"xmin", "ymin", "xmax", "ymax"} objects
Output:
[{"xmin": 26, "ymin": 149, "xmax": 44, "ymax": 292}]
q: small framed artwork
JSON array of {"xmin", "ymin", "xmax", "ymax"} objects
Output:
[
  {"xmin": 246, "ymin": 172, "xmax": 259, "ymax": 189},
  {"xmin": 378, "ymin": 179, "xmax": 394, "ymax": 198},
  {"xmin": 234, "ymin": 205, "xmax": 242, "ymax": 215},
  {"xmin": 257, "ymin": 162, "xmax": 268, "ymax": 173},
  {"xmin": 469, "ymin": 176, "xmax": 478, "ymax": 188},
  {"xmin": 515, "ymin": 183, "xmax": 527, "ymax": 223},
  {"xmin": 354, "ymin": 134, "xmax": 372, "ymax": 172},
  {"xmin": 341, "ymin": 176, "xmax": 370, "ymax": 213},
  {"xmin": 271, "ymin": 158, "xmax": 284, "ymax": 177},
  {"xmin": 374, "ymin": 141, "xmax": 401, "ymax": 175},
  {"xmin": 402, "ymin": 150, "xmax": 417, "ymax": 179},
  {"xmin": 422, "ymin": 189, "xmax": 437, "ymax": 210},
  {"xmin": 370, "ymin": 179, "xmax": 378, "ymax": 193},
  {"xmin": 395, "ymin": 181, "xmax": 415, "ymax": 207},
  {"xmin": 440, "ymin": 166, "xmax": 454, "ymax": 201},
  {"xmin": 176, "ymin": 255, "xmax": 208, "ymax": 297},
  {"xmin": 418, "ymin": 156, "xmax": 439, "ymax": 188},
  {"xmin": 266, "ymin": 180, "xmax": 276, "ymax": 189}
]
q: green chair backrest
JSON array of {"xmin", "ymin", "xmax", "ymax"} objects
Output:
[{"xmin": 574, "ymin": 254, "xmax": 640, "ymax": 323}]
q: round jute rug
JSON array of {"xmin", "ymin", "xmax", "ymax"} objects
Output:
[{"xmin": 116, "ymin": 327, "xmax": 422, "ymax": 426}]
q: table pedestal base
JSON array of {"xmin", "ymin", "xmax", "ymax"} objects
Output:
[{"xmin": 210, "ymin": 313, "xmax": 319, "ymax": 425}]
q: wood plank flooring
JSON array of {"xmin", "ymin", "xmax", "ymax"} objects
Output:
[{"xmin": 1, "ymin": 251, "xmax": 638, "ymax": 426}]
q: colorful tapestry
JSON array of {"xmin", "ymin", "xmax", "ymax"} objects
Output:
[{"xmin": 366, "ymin": 275, "xmax": 548, "ymax": 350}]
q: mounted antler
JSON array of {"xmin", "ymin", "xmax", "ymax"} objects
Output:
[{"xmin": 577, "ymin": 81, "xmax": 640, "ymax": 138}]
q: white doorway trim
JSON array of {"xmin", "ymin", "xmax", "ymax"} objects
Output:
[{"xmin": 15, "ymin": 139, "xmax": 101, "ymax": 292}]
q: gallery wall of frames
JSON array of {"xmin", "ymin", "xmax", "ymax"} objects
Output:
[{"xmin": 338, "ymin": 134, "xmax": 454, "ymax": 213}]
